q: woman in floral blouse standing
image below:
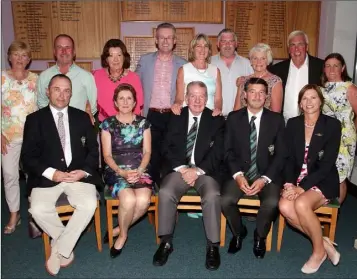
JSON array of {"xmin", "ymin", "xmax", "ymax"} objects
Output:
[{"xmin": 1, "ymin": 41, "xmax": 38, "ymax": 234}]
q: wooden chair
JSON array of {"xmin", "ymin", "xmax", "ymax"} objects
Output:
[
  {"xmin": 277, "ymin": 198, "xmax": 340, "ymax": 251},
  {"xmin": 154, "ymin": 188, "xmax": 226, "ymax": 246},
  {"xmin": 42, "ymin": 192, "xmax": 102, "ymax": 260},
  {"xmin": 104, "ymin": 185, "xmax": 157, "ymax": 248},
  {"xmin": 220, "ymin": 195, "xmax": 273, "ymax": 251}
]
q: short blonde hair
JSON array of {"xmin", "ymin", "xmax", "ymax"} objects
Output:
[
  {"xmin": 7, "ymin": 41, "xmax": 32, "ymax": 68},
  {"xmin": 287, "ymin": 30, "xmax": 309, "ymax": 45},
  {"xmin": 249, "ymin": 43, "xmax": 273, "ymax": 64},
  {"xmin": 188, "ymin": 33, "xmax": 212, "ymax": 63}
]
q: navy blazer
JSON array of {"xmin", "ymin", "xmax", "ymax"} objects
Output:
[
  {"xmin": 162, "ymin": 107, "xmax": 225, "ymax": 183},
  {"xmin": 21, "ymin": 106, "xmax": 102, "ymax": 194},
  {"xmin": 285, "ymin": 114, "xmax": 341, "ymax": 199},
  {"xmin": 225, "ymin": 107, "xmax": 287, "ymax": 186},
  {"xmin": 135, "ymin": 51, "xmax": 187, "ymax": 116}
]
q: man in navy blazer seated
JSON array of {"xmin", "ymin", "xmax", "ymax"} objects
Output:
[
  {"xmin": 136, "ymin": 22, "xmax": 186, "ymax": 185},
  {"xmin": 153, "ymin": 81, "xmax": 225, "ymax": 270},
  {"xmin": 221, "ymin": 77, "xmax": 287, "ymax": 259},
  {"xmin": 21, "ymin": 74, "xmax": 101, "ymax": 276}
]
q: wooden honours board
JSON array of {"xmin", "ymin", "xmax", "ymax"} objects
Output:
[
  {"xmin": 125, "ymin": 28, "xmax": 195, "ymax": 71},
  {"xmin": 121, "ymin": 0, "xmax": 222, "ymax": 23},
  {"xmin": 12, "ymin": 1, "xmax": 121, "ymax": 60},
  {"xmin": 208, "ymin": 36, "xmax": 218, "ymax": 57},
  {"xmin": 225, "ymin": 1, "xmax": 320, "ymax": 59}
]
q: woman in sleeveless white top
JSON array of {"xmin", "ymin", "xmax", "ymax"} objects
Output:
[{"xmin": 172, "ymin": 33, "xmax": 222, "ymax": 116}]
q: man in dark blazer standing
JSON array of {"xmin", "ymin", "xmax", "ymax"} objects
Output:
[
  {"xmin": 152, "ymin": 81, "xmax": 225, "ymax": 270},
  {"xmin": 269, "ymin": 30, "xmax": 324, "ymax": 122},
  {"xmin": 221, "ymin": 77, "xmax": 287, "ymax": 259},
  {"xmin": 21, "ymin": 74, "xmax": 101, "ymax": 276},
  {"xmin": 136, "ymin": 22, "xmax": 186, "ymax": 185}
]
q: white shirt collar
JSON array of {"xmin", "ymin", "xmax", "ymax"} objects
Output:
[
  {"xmin": 291, "ymin": 55, "xmax": 309, "ymax": 69},
  {"xmin": 247, "ymin": 108, "xmax": 263, "ymax": 121},
  {"xmin": 49, "ymin": 105, "xmax": 69, "ymax": 117},
  {"xmin": 188, "ymin": 109, "xmax": 202, "ymax": 121}
]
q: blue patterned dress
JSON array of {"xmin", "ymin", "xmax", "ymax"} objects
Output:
[{"xmin": 100, "ymin": 115, "xmax": 153, "ymax": 197}]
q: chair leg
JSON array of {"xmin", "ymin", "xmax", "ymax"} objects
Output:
[
  {"xmin": 220, "ymin": 213, "xmax": 227, "ymax": 247},
  {"xmin": 323, "ymin": 223, "xmax": 330, "ymax": 237},
  {"xmin": 94, "ymin": 201, "xmax": 102, "ymax": 252},
  {"xmin": 148, "ymin": 212, "xmax": 155, "ymax": 225},
  {"xmin": 266, "ymin": 222, "xmax": 273, "ymax": 251},
  {"xmin": 277, "ymin": 214, "xmax": 285, "ymax": 252},
  {"xmin": 328, "ymin": 209, "xmax": 338, "ymax": 242},
  {"xmin": 43, "ymin": 232, "xmax": 51, "ymax": 261},
  {"xmin": 106, "ymin": 200, "xmax": 114, "ymax": 248},
  {"xmin": 155, "ymin": 197, "xmax": 160, "ymax": 244}
]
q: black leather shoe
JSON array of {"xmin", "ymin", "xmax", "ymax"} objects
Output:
[
  {"xmin": 205, "ymin": 246, "xmax": 220, "ymax": 270},
  {"xmin": 153, "ymin": 242, "xmax": 173, "ymax": 266},
  {"xmin": 253, "ymin": 230, "xmax": 266, "ymax": 259},
  {"xmin": 110, "ymin": 246, "xmax": 122, "ymax": 258},
  {"xmin": 228, "ymin": 226, "xmax": 248, "ymax": 254},
  {"xmin": 103, "ymin": 230, "xmax": 119, "ymax": 244}
]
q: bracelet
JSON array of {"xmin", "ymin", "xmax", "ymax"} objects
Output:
[{"xmin": 137, "ymin": 167, "xmax": 145, "ymax": 174}]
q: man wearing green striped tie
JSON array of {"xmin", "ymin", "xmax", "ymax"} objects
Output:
[
  {"xmin": 221, "ymin": 77, "xmax": 287, "ymax": 259},
  {"xmin": 153, "ymin": 81, "xmax": 225, "ymax": 270}
]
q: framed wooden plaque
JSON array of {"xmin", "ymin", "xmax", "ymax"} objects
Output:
[{"xmin": 124, "ymin": 37, "xmax": 156, "ymax": 71}]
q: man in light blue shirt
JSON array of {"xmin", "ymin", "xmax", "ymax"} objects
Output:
[
  {"xmin": 211, "ymin": 29, "xmax": 253, "ymax": 117},
  {"xmin": 36, "ymin": 34, "xmax": 97, "ymax": 123}
]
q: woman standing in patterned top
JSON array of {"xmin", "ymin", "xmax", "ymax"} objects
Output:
[
  {"xmin": 321, "ymin": 53, "xmax": 357, "ymax": 204},
  {"xmin": 1, "ymin": 41, "xmax": 38, "ymax": 234},
  {"xmin": 234, "ymin": 43, "xmax": 283, "ymax": 113},
  {"xmin": 100, "ymin": 83, "xmax": 152, "ymax": 258}
]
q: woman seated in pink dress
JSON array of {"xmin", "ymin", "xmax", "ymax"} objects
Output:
[{"xmin": 93, "ymin": 39, "xmax": 144, "ymax": 122}]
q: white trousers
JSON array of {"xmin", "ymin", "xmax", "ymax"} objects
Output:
[
  {"xmin": 29, "ymin": 182, "xmax": 97, "ymax": 258},
  {"xmin": 1, "ymin": 140, "xmax": 22, "ymax": 212}
]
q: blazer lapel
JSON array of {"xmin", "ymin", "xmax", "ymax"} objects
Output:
[
  {"xmin": 257, "ymin": 109, "xmax": 269, "ymax": 156},
  {"xmin": 148, "ymin": 52, "xmax": 157, "ymax": 95},
  {"xmin": 194, "ymin": 109, "xmax": 210, "ymax": 164},
  {"xmin": 240, "ymin": 108, "xmax": 251, "ymax": 156},
  {"xmin": 307, "ymin": 114, "xmax": 325, "ymax": 167},
  {"xmin": 45, "ymin": 106, "xmax": 65, "ymax": 157},
  {"xmin": 68, "ymin": 107, "xmax": 77, "ymax": 164}
]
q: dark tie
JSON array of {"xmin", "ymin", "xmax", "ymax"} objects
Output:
[
  {"xmin": 246, "ymin": 116, "xmax": 259, "ymax": 181},
  {"xmin": 57, "ymin": 112, "xmax": 66, "ymax": 152},
  {"xmin": 186, "ymin": 116, "xmax": 198, "ymax": 164}
]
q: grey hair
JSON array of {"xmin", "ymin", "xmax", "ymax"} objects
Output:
[
  {"xmin": 249, "ymin": 43, "xmax": 273, "ymax": 64},
  {"xmin": 287, "ymin": 30, "xmax": 309, "ymax": 45},
  {"xmin": 186, "ymin": 81, "xmax": 208, "ymax": 97},
  {"xmin": 217, "ymin": 28, "xmax": 237, "ymax": 42}
]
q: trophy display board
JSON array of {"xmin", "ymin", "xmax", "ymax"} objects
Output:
[
  {"xmin": 48, "ymin": 61, "xmax": 93, "ymax": 72},
  {"xmin": 225, "ymin": 1, "xmax": 320, "ymax": 59},
  {"xmin": 121, "ymin": 0, "xmax": 222, "ymax": 23},
  {"xmin": 208, "ymin": 36, "xmax": 218, "ymax": 57},
  {"xmin": 124, "ymin": 37, "xmax": 157, "ymax": 71},
  {"xmin": 12, "ymin": 1, "xmax": 121, "ymax": 60},
  {"xmin": 153, "ymin": 27, "xmax": 195, "ymax": 61}
]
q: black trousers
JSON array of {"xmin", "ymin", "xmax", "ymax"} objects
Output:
[
  {"xmin": 146, "ymin": 109, "xmax": 171, "ymax": 185},
  {"xmin": 221, "ymin": 179, "xmax": 281, "ymax": 238}
]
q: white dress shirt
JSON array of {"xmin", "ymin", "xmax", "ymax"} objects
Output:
[
  {"xmin": 211, "ymin": 53, "xmax": 254, "ymax": 116},
  {"xmin": 42, "ymin": 105, "xmax": 72, "ymax": 180},
  {"xmin": 174, "ymin": 110, "xmax": 205, "ymax": 174},
  {"xmin": 283, "ymin": 56, "xmax": 309, "ymax": 121},
  {"xmin": 233, "ymin": 109, "xmax": 271, "ymax": 183}
]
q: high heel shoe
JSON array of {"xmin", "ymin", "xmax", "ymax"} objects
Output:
[
  {"xmin": 4, "ymin": 217, "xmax": 21, "ymax": 235},
  {"xmin": 323, "ymin": 236, "xmax": 340, "ymax": 266},
  {"xmin": 301, "ymin": 253, "xmax": 327, "ymax": 274},
  {"xmin": 110, "ymin": 246, "xmax": 122, "ymax": 258}
]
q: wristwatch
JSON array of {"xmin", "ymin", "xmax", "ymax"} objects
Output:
[{"xmin": 261, "ymin": 176, "xmax": 269, "ymax": 185}]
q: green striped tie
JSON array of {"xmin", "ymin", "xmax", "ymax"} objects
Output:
[
  {"xmin": 186, "ymin": 117, "xmax": 198, "ymax": 164},
  {"xmin": 246, "ymin": 116, "xmax": 259, "ymax": 181}
]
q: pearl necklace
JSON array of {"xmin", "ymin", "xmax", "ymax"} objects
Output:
[{"xmin": 304, "ymin": 121, "xmax": 316, "ymax": 128}]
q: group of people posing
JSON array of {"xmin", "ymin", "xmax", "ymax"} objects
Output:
[{"xmin": 2, "ymin": 22, "xmax": 357, "ymax": 275}]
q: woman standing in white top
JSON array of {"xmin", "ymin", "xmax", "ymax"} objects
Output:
[{"xmin": 172, "ymin": 33, "xmax": 222, "ymax": 116}]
